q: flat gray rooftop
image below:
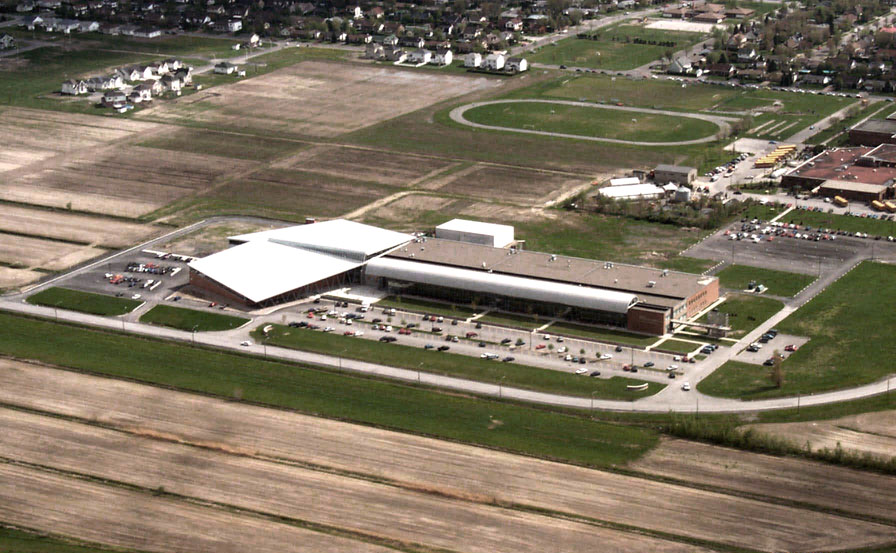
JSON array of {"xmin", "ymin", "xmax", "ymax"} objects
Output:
[{"xmin": 386, "ymin": 239, "xmax": 714, "ymax": 304}]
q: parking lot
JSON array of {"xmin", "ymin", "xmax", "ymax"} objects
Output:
[{"xmin": 733, "ymin": 333, "xmax": 810, "ymax": 365}]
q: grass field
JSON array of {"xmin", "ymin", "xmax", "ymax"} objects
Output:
[
  {"xmin": 27, "ymin": 287, "xmax": 141, "ymax": 316},
  {"xmin": 0, "ymin": 526, "xmax": 133, "ymax": 553},
  {"xmin": 655, "ymin": 339, "xmax": 703, "ymax": 355},
  {"xmin": 699, "ymin": 262, "xmax": 896, "ymax": 399},
  {"xmin": 546, "ymin": 321, "xmax": 658, "ymax": 347},
  {"xmin": 715, "ymin": 264, "xmax": 815, "ymax": 296},
  {"xmin": 807, "ymin": 101, "xmax": 888, "ymax": 145},
  {"xmin": 6, "ymin": 28, "xmax": 244, "ymax": 58},
  {"xmin": 477, "ymin": 311, "xmax": 545, "ymax": 329},
  {"xmin": 376, "ymin": 296, "xmax": 479, "ymax": 318},
  {"xmin": 463, "ymin": 101, "xmax": 720, "ymax": 142},
  {"xmin": 698, "ymin": 294, "xmax": 783, "ymax": 338},
  {"xmin": 255, "ymin": 324, "xmax": 658, "ymax": 399},
  {"xmin": 0, "ymin": 311, "xmax": 658, "ymax": 467},
  {"xmin": 139, "ymin": 305, "xmax": 249, "ymax": 331},
  {"xmin": 777, "ymin": 208, "xmax": 896, "ymax": 236},
  {"xmin": 529, "ymin": 24, "xmax": 703, "ymax": 70}
]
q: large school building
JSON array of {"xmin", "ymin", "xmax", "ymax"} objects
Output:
[{"xmin": 188, "ymin": 219, "xmax": 718, "ymax": 335}]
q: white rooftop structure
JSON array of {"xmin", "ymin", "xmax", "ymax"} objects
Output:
[
  {"xmin": 188, "ymin": 240, "xmax": 362, "ymax": 304},
  {"xmin": 435, "ymin": 219, "xmax": 515, "ymax": 248},
  {"xmin": 230, "ymin": 219, "xmax": 413, "ymax": 262},
  {"xmin": 609, "ymin": 176, "xmax": 641, "ymax": 187},
  {"xmin": 598, "ymin": 183, "xmax": 664, "ymax": 200},
  {"xmin": 366, "ymin": 257, "xmax": 638, "ymax": 314}
]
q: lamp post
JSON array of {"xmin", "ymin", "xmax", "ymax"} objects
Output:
[
  {"xmin": 191, "ymin": 324, "xmax": 198, "ymax": 345},
  {"xmin": 499, "ymin": 375, "xmax": 506, "ymax": 399}
]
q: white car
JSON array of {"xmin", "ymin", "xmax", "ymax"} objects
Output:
[
  {"xmin": 681, "ymin": 382, "xmax": 691, "ymax": 391},
  {"xmin": 598, "ymin": 353, "xmax": 613, "ymax": 360},
  {"xmin": 575, "ymin": 367, "xmax": 589, "ymax": 375},
  {"xmin": 557, "ymin": 346, "xmax": 568, "ymax": 353},
  {"xmin": 667, "ymin": 364, "xmax": 679, "ymax": 371},
  {"xmin": 240, "ymin": 340, "xmax": 252, "ymax": 347}
]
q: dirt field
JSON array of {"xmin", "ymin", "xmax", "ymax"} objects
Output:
[
  {"xmin": 749, "ymin": 410, "xmax": 896, "ymax": 461},
  {"xmin": 210, "ymin": 168, "xmax": 399, "ymax": 219},
  {"xmin": 0, "ymin": 204, "xmax": 160, "ymax": 248},
  {"xmin": 0, "ymin": 407, "xmax": 705, "ymax": 553},
  {"xmin": 1, "ymin": 360, "xmax": 892, "ymax": 553},
  {"xmin": 2, "ymin": 145, "xmax": 256, "ymax": 217},
  {"xmin": 0, "ymin": 107, "xmax": 162, "ymax": 173},
  {"xmin": 0, "ymin": 463, "xmax": 393, "ymax": 553},
  {"xmin": 0, "ymin": 233, "xmax": 105, "ymax": 271},
  {"xmin": 273, "ymin": 144, "xmax": 458, "ymax": 187},
  {"xmin": 429, "ymin": 164, "xmax": 588, "ymax": 204},
  {"xmin": 137, "ymin": 61, "xmax": 501, "ymax": 138},
  {"xmin": 0, "ymin": 267, "xmax": 43, "ymax": 289},
  {"xmin": 632, "ymin": 438, "xmax": 896, "ymax": 522}
]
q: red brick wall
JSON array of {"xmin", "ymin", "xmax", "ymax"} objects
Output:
[
  {"xmin": 686, "ymin": 278, "xmax": 719, "ymax": 318},
  {"xmin": 627, "ymin": 306, "xmax": 669, "ymax": 335}
]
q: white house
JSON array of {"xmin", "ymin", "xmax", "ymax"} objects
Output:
[
  {"xmin": 365, "ymin": 42, "xmax": 385, "ymax": 60},
  {"xmin": 0, "ymin": 34, "xmax": 15, "ymax": 49},
  {"xmin": 464, "ymin": 52, "xmax": 482, "ymax": 68},
  {"xmin": 20, "ymin": 15, "xmax": 42, "ymax": 29},
  {"xmin": 161, "ymin": 74, "xmax": 182, "ymax": 92},
  {"xmin": 227, "ymin": 19, "xmax": 242, "ymax": 32},
  {"xmin": 667, "ymin": 56, "xmax": 692, "ymax": 75},
  {"xmin": 349, "ymin": 5, "xmax": 362, "ymax": 18},
  {"xmin": 248, "ymin": 33, "xmax": 260, "ymax": 46},
  {"xmin": 407, "ymin": 49, "xmax": 432, "ymax": 64},
  {"xmin": 132, "ymin": 83, "xmax": 155, "ymax": 101},
  {"xmin": 385, "ymin": 46, "xmax": 406, "ymax": 63},
  {"xmin": 174, "ymin": 67, "xmax": 192, "ymax": 85},
  {"xmin": 61, "ymin": 79, "xmax": 88, "ymax": 95},
  {"xmin": 484, "ymin": 53, "xmax": 505, "ymax": 71},
  {"xmin": 214, "ymin": 61, "xmax": 238, "ymax": 74},
  {"xmin": 102, "ymin": 91, "xmax": 127, "ymax": 106},
  {"xmin": 432, "ymin": 48, "xmax": 453, "ymax": 66},
  {"xmin": 78, "ymin": 20, "xmax": 99, "ymax": 32},
  {"xmin": 506, "ymin": 57, "xmax": 527, "ymax": 72}
]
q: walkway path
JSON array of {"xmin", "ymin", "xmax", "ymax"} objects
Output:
[{"xmin": 449, "ymin": 99, "xmax": 735, "ymax": 146}]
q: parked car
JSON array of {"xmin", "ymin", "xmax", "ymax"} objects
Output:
[
  {"xmin": 437, "ymin": 345, "xmax": 450, "ymax": 351},
  {"xmin": 575, "ymin": 367, "xmax": 588, "ymax": 374},
  {"xmin": 681, "ymin": 382, "xmax": 691, "ymax": 391}
]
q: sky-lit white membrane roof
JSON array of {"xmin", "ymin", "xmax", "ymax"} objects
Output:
[
  {"xmin": 366, "ymin": 257, "xmax": 638, "ymax": 314},
  {"xmin": 189, "ymin": 240, "xmax": 362, "ymax": 304},
  {"xmin": 229, "ymin": 219, "xmax": 414, "ymax": 262}
]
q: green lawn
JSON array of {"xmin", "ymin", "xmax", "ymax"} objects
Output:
[
  {"xmin": 0, "ymin": 526, "xmax": 138, "ymax": 553},
  {"xmin": 776, "ymin": 208, "xmax": 896, "ymax": 237},
  {"xmin": 716, "ymin": 264, "xmax": 815, "ymax": 296},
  {"xmin": 27, "ymin": 287, "xmax": 141, "ymax": 316},
  {"xmin": 376, "ymin": 296, "xmax": 479, "ymax": 318},
  {"xmin": 0, "ymin": 311, "xmax": 658, "ymax": 467},
  {"xmin": 477, "ymin": 311, "xmax": 545, "ymax": 330},
  {"xmin": 255, "ymin": 324, "xmax": 659, "ymax": 400},
  {"xmin": 698, "ymin": 294, "xmax": 783, "ymax": 338},
  {"xmin": 545, "ymin": 321, "xmax": 658, "ymax": 347},
  {"xmin": 463, "ymin": 101, "xmax": 720, "ymax": 142},
  {"xmin": 530, "ymin": 24, "xmax": 703, "ymax": 70},
  {"xmin": 6, "ymin": 29, "xmax": 245, "ymax": 58},
  {"xmin": 699, "ymin": 262, "xmax": 896, "ymax": 399},
  {"xmin": 139, "ymin": 304, "xmax": 249, "ymax": 331},
  {"xmin": 655, "ymin": 338, "xmax": 703, "ymax": 355},
  {"xmin": 660, "ymin": 256, "xmax": 715, "ymax": 274}
]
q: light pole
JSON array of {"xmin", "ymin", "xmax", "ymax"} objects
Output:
[
  {"xmin": 499, "ymin": 375, "xmax": 506, "ymax": 399},
  {"xmin": 191, "ymin": 324, "xmax": 198, "ymax": 345}
]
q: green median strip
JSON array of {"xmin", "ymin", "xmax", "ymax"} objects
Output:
[
  {"xmin": 0, "ymin": 311, "xmax": 658, "ymax": 467},
  {"xmin": 27, "ymin": 287, "xmax": 141, "ymax": 317},
  {"xmin": 139, "ymin": 304, "xmax": 249, "ymax": 332},
  {"xmin": 255, "ymin": 324, "xmax": 660, "ymax": 400}
]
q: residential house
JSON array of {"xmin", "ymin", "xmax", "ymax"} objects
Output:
[
  {"xmin": 464, "ymin": 52, "xmax": 482, "ymax": 68},
  {"xmin": 506, "ymin": 57, "xmax": 527, "ymax": 72},
  {"xmin": 693, "ymin": 11, "xmax": 724, "ymax": 24},
  {"xmin": 663, "ymin": 7, "xmax": 690, "ymax": 18},
  {"xmin": 373, "ymin": 34, "xmax": 398, "ymax": 46},
  {"xmin": 737, "ymin": 47, "xmax": 757, "ymax": 62},
  {"xmin": 384, "ymin": 46, "xmax": 406, "ymax": 62},
  {"xmin": 101, "ymin": 90, "xmax": 127, "ymax": 106},
  {"xmin": 668, "ymin": 56, "xmax": 692, "ymax": 75},
  {"xmin": 505, "ymin": 17, "xmax": 523, "ymax": 31},
  {"xmin": 800, "ymin": 73, "xmax": 830, "ymax": 86},
  {"xmin": 348, "ymin": 5, "xmax": 362, "ymax": 19},
  {"xmin": 432, "ymin": 48, "xmax": 453, "ymax": 65},
  {"xmin": 0, "ymin": 34, "xmax": 15, "ymax": 50},
  {"xmin": 365, "ymin": 42, "xmax": 386, "ymax": 59},
  {"xmin": 399, "ymin": 36, "xmax": 424, "ymax": 48},
  {"xmin": 369, "ymin": 6, "xmax": 383, "ymax": 18},
  {"xmin": 161, "ymin": 74, "xmax": 182, "ymax": 92},
  {"xmin": 484, "ymin": 52, "xmax": 505, "ymax": 70},
  {"xmin": 78, "ymin": 21, "xmax": 99, "ymax": 32},
  {"xmin": 725, "ymin": 6, "xmax": 754, "ymax": 18},
  {"xmin": 737, "ymin": 68, "xmax": 766, "ymax": 81},
  {"xmin": 173, "ymin": 67, "xmax": 192, "ymax": 85},
  {"xmin": 165, "ymin": 59, "xmax": 182, "ymax": 71},
  {"xmin": 16, "ymin": 1, "xmax": 35, "ymax": 12},
  {"xmin": 36, "ymin": 0, "xmax": 60, "ymax": 8},
  {"xmin": 347, "ymin": 33, "xmax": 372, "ymax": 44},
  {"xmin": 704, "ymin": 63, "xmax": 735, "ymax": 78},
  {"xmin": 61, "ymin": 79, "xmax": 88, "ymax": 95},
  {"xmin": 227, "ymin": 19, "xmax": 242, "ymax": 32},
  {"xmin": 407, "ymin": 48, "xmax": 432, "ymax": 64},
  {"xmin": 214, "ymin": 61, "xmax": 238, "ymax": 74}
]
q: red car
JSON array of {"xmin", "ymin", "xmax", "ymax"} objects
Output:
[
  {"xmin": 784, "ymin": 344, "xmax": 798, "ymax": 352},
  {"xmin": 535, "ymin": 344, "xmax": 546, "ymax": 350},
  {"xmin": 465, "ymin": 332, "xmax": 478, "ymax": 338},
  {"xmin": 398, "ymin": 328, "xmax": 412, "ymax": 335}
]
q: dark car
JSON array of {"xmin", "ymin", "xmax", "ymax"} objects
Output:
[
  {"xmin": 643, "ymin": 361, "xmax": 655, "ymax": 368},
  {"xmin": 589, "ymin": 370, "xmax": 601, "ymax": 377},
  {"xmin": 630, "ymin": 367, "xmax": 638, "ymax": 373},
  {"xmin": 379, "ymin": 336, "xmax": 397, "ymax": 343},
  {"xmin": 615, "ymin": 345, "xmax": 623, "ymax": 352},
  {"xmin": 475, "ymin": 322, "xmax": 482, "ymax": 329},
  {"xmin": 478, "ymin": 341, "xmax": 486, "ymax": 347},
  {"xmin": 437, "ymin": 345, "xmax": 450, "ymax": 351},
  {"xmin": 451, "ymin": 319, "xmax": 458, "ymax": 325},
  {"xmin": 500, "ymin": 338, "xmax": 512, "ymax": 345},
  {"xmin": 668, "ymin": 372, "xmax": 676, "ymax": 379},
  {"xmin": 431, "ymin": 326, "xmax": 443, "ymax": 333},
  {"xmin": 502, "ymin": 356, "xmax": 515, "ymax": 362}
]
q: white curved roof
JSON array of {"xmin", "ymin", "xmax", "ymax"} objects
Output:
[{"xmin": 366, "ymin": 257, "xmax": 638, "ymax": 314}]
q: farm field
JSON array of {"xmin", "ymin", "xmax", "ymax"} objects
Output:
[
  {"xmin": 0, "ymin": 407, "xmax": 701, "ymax": 553},
  {"xmin": 748, "ymin": 409, "xmax": 896, "ymax": 462},
  {"xmin": 138, "ymin": 127, "xmax": 307, "ymax": 161},
  {"xmin": 255, "ymin": 323, "xmax": 656, "ymax": 399},
  {"xmin": 700, "ymin": 262, "xmax": 896, "ymax": 399},
  {"xmin": 0, "ymin": 233, "xmax": 105, "ymax": 271},
  {"xmin": 140, "ymin": 305, "xmax": 249, "ymax": 331},
  {"xmin": 2, "ymin": 144, "xmax": 256, "ymax": 218},
  {"xmin": 462, "ymin": 101, "xmax": 721, "ymax": 143},
  {"xmin": 27, "ymin": 287, "xmax": 141, "ymax": 316},
  {"xmin": 0, "ymin": 526, "xmax": 136, "ymax": 553},
  {"xmin": 0, "ymin": 204, "xmax": 160, "ymax": 248},
  {"xmin": 138, "ymin": 61, "xmax": 500, "ymax": 138},
  {"xmin": 273, "ymin": 144, "xmax": 459, "ymax": 187},
  {"xmin": 0, "ymin": 267, "xmax": 44, "ymax": 290},
  {"xmin": 1, "ymin": 360, "xmax": 893, "ymax": 553},
  {"xmin": 0, "ymin": 463, "xmax": 388, "ymax": 553},
  {"xmin": 632, "ymin": 438, "xmax": 896, "ymax": 522},
  {"xmin": 160, "ymin": 220, "xmax": 290, "ymax": 257},
  {"xmin": 529, "ymin": 24, "xmax": 704, "ymax": 70},
  {"xmin": 715, "ymin": 264, "xmax": 815, "ymax": 296},
  {"xmin": 0, "ymin": 316, "xmax": 657, "ymax": 467},
  {"xmin": 426, "ymin": 163, "xmax": 587, "ymax": 204}
]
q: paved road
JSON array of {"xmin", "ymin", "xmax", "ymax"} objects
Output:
[{"xmin": 449, "ymin": 98, "xmax": 734, "ymax": 146}]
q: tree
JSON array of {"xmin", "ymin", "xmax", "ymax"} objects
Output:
[{"xmin": 769, "ymin": 350, "xmax": 784, "ymax": 389}]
